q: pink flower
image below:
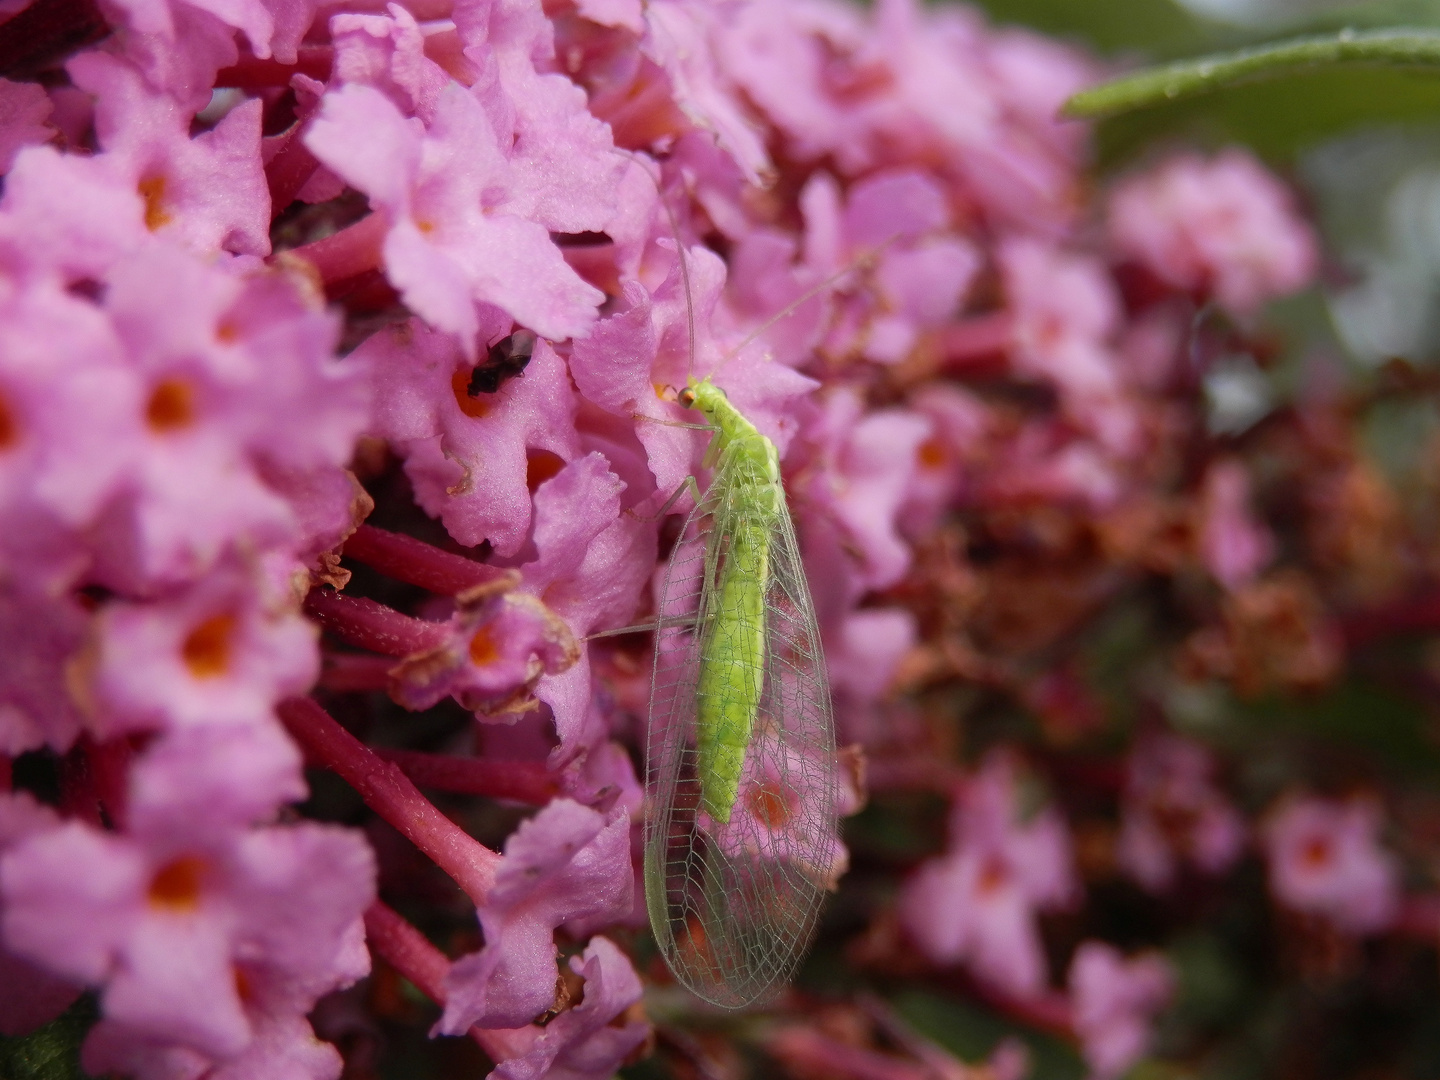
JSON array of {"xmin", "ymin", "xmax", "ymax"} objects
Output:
[
  {"xmin": 69, "ymin": 51, "xmax": 271, "ymax": 257},
  {"xmin": 489, "ymin": 936, "xmax": 649, "ymax": 1080},
  {"xmin": 440, "ymin": 799, "xmax": 632, "ymax": 1032},
  {"xmin": 89, "ymin": 244, "xmax": 362, "ymax": 590},
  {"xmin": 1263, "ymin": 796, "xmax": 1400, "ymax": 934},
  {"xmin": 82, "ymin": 563, "xmax": 319, "ymax": 736},
  {"xmin": 303, "ymin": 83, "xmax": 604, "ymax": 350},
  {"xmin": 0, "ymin": 78, "xmax": 55, "ymax": 173},
  {"xmin": 1198, "ymin": 459, "xmax": 1274, "ymax": 591},
  {"xmin": 388, "ymin": 580, "xmax": 580, "ymax": 714},
  {"xmin": 1116, "ymin": 735, "xmax": 1245, "ymax": 894},
  {"xmin": 330, "ymin": 5, "xmax": 452, "ymax": 122},
  {"xmin": 525, "ymin": 453, "xmax": 655, "ymax": 750},
  {"xmin": 1069, "ymin": 941, "xmax": 1173, "ymax": 1080},
  {"xmin": 1, "ymin": 816, "xmax": 373, "ymax": 1058},
  {"xmin": 899, "ymin": 753, "xmax": 1078, "ymax": 998},
  {"xmin": 1107, "ymin": 149, "xmax": 1318, "ymax": 318},
  {"xmin": 638, "ymin": 0, "xmax": 772, "ymax": 184},
  {"xmin": 901, "ymin": 383, "xmax": 991, "ymax": 534},
  {"xmin": 0, "ymin": 278, "xmax": 139, "ymax": 548},
  {"xmin": 0, "ymin": 793, "xmax": 81, "ymax": 1037},
  {"xmin": 1000, "ymin": 237, "xmax": 1137, "ymax": 455},
  {"xmin": 451, "ymin": 0, "xmax": 630, "ymax": 235},
  {"xmin": 360, "ymin": 318, "xmax": 581, "ymax": 554},
  {"xmin": 797, "ymin": 388, "xmax": 930, "ymax": 592},
  {"xmin": 0, "ymin": 145, "xmax": 146, "ymax": 283}
]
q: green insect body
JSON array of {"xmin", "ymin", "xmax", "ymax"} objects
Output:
[
  {"xmin": 684, "ymin": 378, "xmax": 781, "ymax": 824},
  {"xmin": 644, "ymin": 374, "xmax": 839, "ymax": 1009}
]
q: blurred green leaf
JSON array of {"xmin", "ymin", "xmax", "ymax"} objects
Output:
[
  {"xmin": 1168, "ymin": 932, "xmax": 1251, "ymax": 1031},
  {"xmin": 892, "ymin": 989, "xmax": 1086, "ymax": 1080},
  {"xmin": 1238, "ymin": 680, "xmax": 1440, "ymax": 777},
  {"xmin": 1092, "ymin": 63, "xmax": 1440, "ymax": 169},
  {"xmin": 0, "ymin": 996, "xmax": 97, "ymax": 1080},
  {"xmin": 964, "ymin": 0, "xmax": 1214, "ymax": 55}
]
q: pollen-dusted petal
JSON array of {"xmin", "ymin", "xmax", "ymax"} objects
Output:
[
  {"xmin": 440, "ymin": 799, "xmax": 632, "ymax": 1032},
  {"xmin": 487, "ymin": 937, "xmax": 649, "ymax": 1080}
]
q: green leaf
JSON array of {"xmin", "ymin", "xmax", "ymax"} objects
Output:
[
  {"xmin": 892, "ymin": 989, "xmax": 1086, "ymax": 1080},
  {"xmin": 1065, "ymin": 28, "xmax": 1440, "ymax": 119},
  {"xmin": 963, "ymin": 0, "xmax": 1214, "ymax": 55},
  {"xmin": 0, "ymin": 995, "xmax": 98, "ymax": 1080},
  {"xmin": 1091, "ymin": 63, "xmax": 1440, "ymax": 170}
]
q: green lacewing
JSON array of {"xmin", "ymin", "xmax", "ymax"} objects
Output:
[{"xmin": 643, "ymin": 374, "xmax": 841, "ymax": 1009}]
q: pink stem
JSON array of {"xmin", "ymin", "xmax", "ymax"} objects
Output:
[
  {"xmin": 319, "ymin": 652, "xmax": 396, "ymax": 692},
  {"xmin": 278, "ymin": 697, "xmax": 501, "ymax": 903},
  {"xmin": 266, "ymin": 127, "xmax": 322, "ymax": 214},
  {"xmin": 59, "ymin": 742, "xmax": 103, "ymax": 827},
  {"xmin": 283, "ymin": 212, "xmax": 388, "ymax": 288},
  {"xmin": 1395, "ymin": 895, "xmax": 1440, "ymax": 939},
  {"xmin": 215, "ymin": 47, "xmax": 333, "ymax": 89},
  {"xmin": 344, "ymin": 524, "xmax": 505, "ymax": 596},
  {"xmin": 1343, "ymin": 591, "xmax": 1440, "ymax": 649},
  {"xmin": 375, "ymin": 748, "xmax": 559, "ymax": 805},
  {"xmin": 766, "ymin": 1028, "xmax": 928, "ymax": 1080},
  {"xmin": 305, "ymin": 589, "xmax": 450, "ymax": 657},
  {"xmin": 88, "ymin": 736, "xmax": 132, "ymax": 831},
  {"xmin": 363, "ymin": 900, "xmax": 533, "ymax": 1062},
  {"xmin": 940, "ymin": 312, "xmax": 1012, "ymax": 368}
]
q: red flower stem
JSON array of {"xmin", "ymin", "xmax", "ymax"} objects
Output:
[
  {"xmin": 0, "ymin": 0, "xmax": 107, "ymax": 78},
  {"xmin": 88, "ymin": 736, "xmax": 132, "ymax": 831},
  {"xmin": 344, "ymin": 524, "xmax": 505, "ymax": 596},
  {"xmin": 305, "ymin": 589, "xmax": 450, "ymax": 656},
  {"xmin": 215, "ymin": 47, "xmax": 334, "ymax": 89},
  {"xmin": 363, "ymin": 900, "xmax": 533, "ymax": 1062},
  {"xmin": 319, "ymin": 652, "xmax": 396, "ymax": 692},
  {"xmin": 940, "ymin": 312, "xmax": 1012, "ymax": 368},
  {"xmin": 284, "ymin": 212, "xmax": 388, "ymax": 288},
  {"xmin": 59, "ymin": 742, "xmax": 103, "ymax": 827},
  {"xmin": 265, "ymin": 128, "xmax": 322, "ymax": 214},
  {"xmin": 0, "ymin": 754, "xmax": 11, "ymax": 792},
  {"xmin": 278, "ymin": 697, "xmax": 501, "ymax": 903},
  {"xmin": 766, "ymin": 1027, "xmax": 928, "ymax": 1080},
  {"xmin": 374, "ymin": 748, "xmax": 559, "ymax": 805},
  {"xmin": 1395, "ymin": 895, "xmax": 1440, "ymax": 939},
  {"xmin": 1343, "ymin": 591, "xmax": 1440, "ymax": 649}
]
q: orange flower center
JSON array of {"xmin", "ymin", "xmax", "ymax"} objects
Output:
[
  {"xmin": 138, "ymin": 175, "xmax": 173, "ymax": 232},
  {"xmin": 452, "ymin": 369, "xmax": 489, "ymax": 418},
  {"xmin": 469, "ymin": 625, "xmax": 500, "ymax": 666},
  {"xmin": 146, "ymin": 378, "xmax": 196, "ymax": 432},
  {"xmin": 148, "ymin": 855, "xmax": 206, "ymax": 910},
  {"xmin": 1301, "ymin": 836, "xmax": 1332, "ymax": 870},
  {"xmin": 182, "ymin": 613, "xmax": 237, "ymax": 678}
]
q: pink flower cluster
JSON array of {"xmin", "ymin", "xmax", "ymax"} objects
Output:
[{"xmin": 0, "ymin": 0, "xmax": 1337, "ymax": 1074}]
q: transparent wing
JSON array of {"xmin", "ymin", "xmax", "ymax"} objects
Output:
[{"xmin": 644, "ymin": 481, "xmax": 839, "ymax": 1009}]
